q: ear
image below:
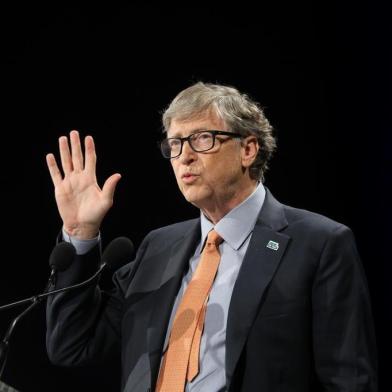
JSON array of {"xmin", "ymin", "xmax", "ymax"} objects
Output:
[{"xmin": 241, "ymin": 135, "xmax": 259, "ymax": 169}]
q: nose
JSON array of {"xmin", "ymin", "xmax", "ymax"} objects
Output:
[{"xmin": 179, "ymin": 139, "xmax": 197, "ymax": 164}]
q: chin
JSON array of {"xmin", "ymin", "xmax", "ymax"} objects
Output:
[{"xmin": 181, "ymin": 186, "xmax": 210, "ymax": 208}]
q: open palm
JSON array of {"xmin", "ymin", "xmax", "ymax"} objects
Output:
[{"xmin": 46, "ymin": 130, "xmax": 121, "ymax": 239}]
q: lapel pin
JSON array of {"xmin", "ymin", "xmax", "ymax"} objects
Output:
[{"xmin": 266, "ymin": 240, "xmax": 279, "ymax": 251}]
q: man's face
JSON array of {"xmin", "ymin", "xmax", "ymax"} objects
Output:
[{"xmin": 167, "ymin": 111, "xmax": 249, "ymax": 211}]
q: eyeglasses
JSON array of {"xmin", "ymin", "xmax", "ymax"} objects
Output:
[{"xmin": 160, "ymin": 130, "xmax": 243, "ymax": 159}]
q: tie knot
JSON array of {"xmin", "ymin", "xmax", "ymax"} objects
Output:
[{"xmin": 206, "ymin": 229, "xmax": 223, "ymax": 247}]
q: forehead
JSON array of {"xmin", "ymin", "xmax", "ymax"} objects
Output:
[{"xmin": 167, "ymin": 111, "xmax": 226, "ymax": 138}]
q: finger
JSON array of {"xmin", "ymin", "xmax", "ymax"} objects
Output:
[
  {"xmin": 70, "ymin": 130, "xmax": 84, "ymax": 171},
  {"xmin": 46, "ymin": 153, "xmax": 63, "ymax": 187},
  {"xmin": 102, "ymin": 173, "xmax": 122, "ymax": 202},
  {"xmin": 59, "ymin": 136, "xmax": 73, "ymax": 175},
  {"xmin": 84, "ymin": 135, "xmax": 97, "ymax": 175}
]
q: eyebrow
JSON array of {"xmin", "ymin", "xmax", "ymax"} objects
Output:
[{"xmin": 167, "ymin": 128, "xmax": 208, "ymax": 138}]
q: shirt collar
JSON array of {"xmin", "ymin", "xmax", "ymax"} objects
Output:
[{"xmin": 200, "ymin": 182, "xmax": 266, "ymax": 251}]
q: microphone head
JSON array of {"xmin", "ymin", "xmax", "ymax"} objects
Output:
[
  {"xmin": 49, "ymin": 242, "xmax": 76, "ymax": 272},
  {"xmin": 102, "ymin": 237, "xmax": 134, "ymax": 271}
]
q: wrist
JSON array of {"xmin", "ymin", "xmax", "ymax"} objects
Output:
[{"xmin": 63, "ymin": 224, "xmax": 100, "ymax": 240}]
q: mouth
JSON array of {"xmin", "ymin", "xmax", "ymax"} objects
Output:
[{"xmin": 181, "ymin": 173, "xmax": 199, "ymax": 184}]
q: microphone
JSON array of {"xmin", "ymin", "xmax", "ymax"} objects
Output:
[
  {"xmin": 38, "ymin": 236, "xmax": 134, "ymax": 299},
  {"xmin": 0, "ymin": 237, "xmax": 134, "ymax": 312},
  {"xmin": 47, "ymin": 241, "xmax": 76, "ymax": 287},
  {"xmin": 49, "ymin": 241, "xmax": 76, "ymax": 272},
  {"xmin": 39, "ymin": 236, "xmax": 135, "ymax": 299},
  {"xmin": 101, "ymin": 236, "xmax": 135, "ymax": 271}
]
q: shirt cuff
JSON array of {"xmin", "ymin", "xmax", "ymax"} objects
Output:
[{"xmin": 62, "ymin": 228, "xmax": 100, "ymax": 255}]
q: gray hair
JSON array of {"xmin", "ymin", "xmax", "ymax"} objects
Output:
[{"xmin": 162, "ymin": 82, "xmax": 276, "ymax": 182}]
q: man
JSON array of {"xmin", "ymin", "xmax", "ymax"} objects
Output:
[{"xmin": 46, "ymin": 82, "xmax": 377, "ymax": 391}]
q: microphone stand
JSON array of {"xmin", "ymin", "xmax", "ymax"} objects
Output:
[
  {"xmin": 0, "ymin": 263, "xmax": 107, "ymax": 378},
  {"xmin": 0, "ymin": 263, "xmax": 106, "ymax": 312},
  {"xmin": 0, "ymin": 299, "xmax": 41, "ymax": 378},
  {"xmin": 0, "ymin": 271, "xmax": 58, "ymax": 378}
]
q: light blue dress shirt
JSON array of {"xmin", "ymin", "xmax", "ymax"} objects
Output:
[{"xmin": 160, "ymin": 183, "xmax": 266, "ymax": 391}]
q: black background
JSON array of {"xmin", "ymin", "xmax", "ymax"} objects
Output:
[{"xmin": 0, "ymin": 2, "xmax": 390, "ymax": 391}]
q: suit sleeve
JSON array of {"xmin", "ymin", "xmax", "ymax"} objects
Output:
[
  {"xmin": 312, "ymin": 225, "xmax": 378, "ymax": 391},
  {"xmin": 46, "ymin": 234, "xmax": 150, "ymax": 367}
]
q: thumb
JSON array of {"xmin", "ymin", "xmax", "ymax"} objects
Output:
[{"xmin": 102, "ymin": 173, "xmax": 122, "ymax": 202}]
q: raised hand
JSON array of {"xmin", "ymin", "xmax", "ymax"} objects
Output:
[{"xmin": 46, "ymin": 130, "xmax": 121, "ymax": 240}]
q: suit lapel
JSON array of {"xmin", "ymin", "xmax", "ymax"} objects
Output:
[
  {"xmin": 147, "ymin": 219, "xmax": 200, "ymax": 389},
  {"xmin": 225, "ymin": 189, "xmax": 290, "ymax": 387}
]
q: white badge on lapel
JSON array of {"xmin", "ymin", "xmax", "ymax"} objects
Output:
[{"xmin": 266, "ymin": 240, "xmax": 279, "ymax": 251}]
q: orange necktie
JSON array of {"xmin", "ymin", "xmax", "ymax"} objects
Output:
[{"xmin": 156, "ymin": 229, "xmax": 223, "ymax": 392}]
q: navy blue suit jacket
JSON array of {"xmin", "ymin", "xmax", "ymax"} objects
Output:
[{"xmin": 46, "ymin": 189, "xmax": 378, "ymax": 391}]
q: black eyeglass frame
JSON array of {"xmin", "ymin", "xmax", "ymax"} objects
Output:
[{"xmin": 160, "ymin": 130, "xmax": 243, "ymax": 159}]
